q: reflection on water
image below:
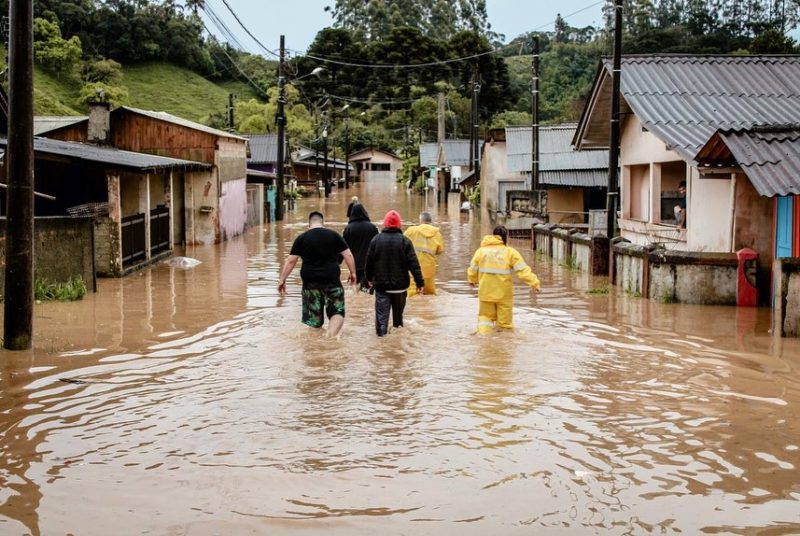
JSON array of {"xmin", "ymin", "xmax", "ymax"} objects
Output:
[{"xmin": 1, "ymin": 178, "xmax": 799, "ymax": 535}]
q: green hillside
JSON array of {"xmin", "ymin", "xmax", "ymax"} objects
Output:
[{"xmin": 33, "ymin": 62, "xmax": 262, "ymax": 122}]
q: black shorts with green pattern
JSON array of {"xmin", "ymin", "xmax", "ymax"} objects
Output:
[{"xmin": 301, "ymin": 286, "xmax": 346, "ymax": 328}]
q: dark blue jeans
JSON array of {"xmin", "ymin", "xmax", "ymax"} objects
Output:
[{"xmin": 375, "ymin": 290, "xmax": 407, "ymax": 336}]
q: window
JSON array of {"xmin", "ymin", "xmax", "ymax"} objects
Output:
[
  {"xmin": 371, "ymin": 163, "xmax": 391, "ymax": 171},
  {"xmin": 658, "ymin": 161, "xmax": 687, "ymax": 225},
  {"xmin": 625, "ymin": 164, "xmax": 649, "ymax": 221}
]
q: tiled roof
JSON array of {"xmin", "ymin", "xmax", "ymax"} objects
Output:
[
  {"xmin": 0, "ymin": 137, "xmax": 210, "ymax": 171},
  {"xmin": 575, "ymin": 55, "xmax": 800, "ymax": 162},
  {"xmin": 697, "ymin": 126, "xmax": 800, "ymax": 196},
  {"xmin": 506, "ymin": 124, "xmax": 608, "ymax": 187},
  {"xmin": 33, "ymin": 116, "xmax": 87, "ymax": 135},
  {"xmin": 247, "ymin": 134, "xmax": 285, "ymax": 164}
]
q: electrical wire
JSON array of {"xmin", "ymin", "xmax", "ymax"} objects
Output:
[
  {"xmin": 293, "ymin": 0, "xmax": 606, "ymax": 69},
  {"xmin": 216, "ymin": 0, "xmax": 281, "ymax": 58},
  {"xmin": 199, "ymin": 17, "xmax": 269, "ymax": 97}
]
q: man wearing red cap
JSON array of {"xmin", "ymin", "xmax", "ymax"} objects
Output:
[{"xmin": 365, "ymin": 210, "xmax": 425, "ymax": 336}]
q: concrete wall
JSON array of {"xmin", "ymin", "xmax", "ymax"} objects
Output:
[
  {"xmin": 219, "ymin": 178, "xmax": 248, "ymax": 241},
  {"xmin": 216, "ymin": 139, "xmax": 248, "ymax": 183},
  {"xmin": 613, "ymin": 242, "xmax": 738, "ymax": 304},
  {"xmin": 533, "ymin": 224, "xmax": 609, "ymax": 276},
  {"xmin": 94, "ymin": 216, "xmax": 121, "ymax": 277},
  {"xmin": 184, "ymin": 170, "xmax": 218, "ymax": 245},
  {"xmin": 619, "ymin": 114, "xmax": 735, "ymax": 253},
  {"xmin": 773, "ymin": 258, "xmax": 800, "ymax": 337},
  {"xmin": 0, "ymin": 217, "xmax": 96, "ymax": 295},
  {"xmin": 480, "ymin": 140, "xmax": 506, "ymax": 219}
]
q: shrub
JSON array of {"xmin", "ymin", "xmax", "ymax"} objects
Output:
[{"xmin": 34, "ymin": 277, "xmax": 87, "ymax": 301}]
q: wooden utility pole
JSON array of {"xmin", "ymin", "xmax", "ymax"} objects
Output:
[
  {"xmin": 275, "ymin": 35, "xmax": 286, "ymax": 221},
  {"xmin": 531, "ymin": 35, "xmax": 540, "ymax": 192},
  {"xmin": 606, "ymin": 0, "xmax": 623, "ymax": 239},
  {"xmin": 472, "ymin": 65, "xmax": 481, "ymax": 182},
  {"xmin": 228, "ymin": 93, "xmax": 235, "ymax": 131},
  {"xmin": 437, "ymin": 92, "xmax": 445, "ymax": 143},
  {"xmin": 4, "ymin": 0, "xmax": 35, "ymax": 350}
]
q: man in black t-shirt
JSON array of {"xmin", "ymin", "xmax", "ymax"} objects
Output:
[{"xmin": 278, "ymin": 211, "xmax": 357, "ymax": 337}]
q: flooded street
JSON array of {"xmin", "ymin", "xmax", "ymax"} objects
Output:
[{"xmin": 2, "ymin": 178, "xmax": 800, "ymax": 535}]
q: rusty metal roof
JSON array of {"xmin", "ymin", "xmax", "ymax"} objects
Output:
[
  {"xmin": 574, "ymin": 55, "xmax": 800, "ymax": 162},
  {"xmin": 506, "ymin": 124, "xmax": 608, "ymax": 187},
  {"xmin": 0, "ymin": 137, "xmax": 211, "ymax": 171},
  {"xmin": 247, "ymin": 134, "xmax": 285, "ymax": 164},
  {"xmin": 697, "ymin": 127, "xmax": 800, "ymax": 196}
]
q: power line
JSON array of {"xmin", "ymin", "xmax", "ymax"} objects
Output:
[
  {"xmin": 293, "ymin": 0, "xmax": 606, "ymax": 69},
  {"xmin": 199, "ymin": 17, "xmax": 269, "ymax": 97},
  {"xmin": 216, "ymin": 0, "xmax": 280, "ymax": 58}
]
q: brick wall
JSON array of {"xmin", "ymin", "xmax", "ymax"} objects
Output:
[{"xmin": 0, "ymin": 217, "xmax": 97, "ymax": 297}]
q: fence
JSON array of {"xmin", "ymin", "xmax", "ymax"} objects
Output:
[{"xmin": 121, "ymin": 213, "xmax": 146, "ymax": 267}]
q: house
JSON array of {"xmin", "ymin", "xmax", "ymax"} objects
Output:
[
  {"xmin": 437, "ymin": 139, "xmax": 474, "ymax": 195},
  {"xmin": 0, "ymin": 136, "xmax": 210, "ymax": 276},
  {"xmin": 246, "ymin": 134, "xmax": 284, "ymax": 174},
  {"xmin": 36, "ymin": 104, "xmax": 249, "ymax": 245},
  {"xmin": 348, "ymin": 147, "xmax": 402, "ymax": 182},
  {"xmin": 290, "ymin": 146, "xmax": 351, "ymax": 188},
  {"xmin": 504, "ymin": 124, "xmax": 608, "ymax": 225},
  {"xmin": 696, "ymin": 126, "xmax": 800, "ymax": 259},
  {"xmin": 574, "ymin": 55, "xmax": 800, "ymax": 300}
]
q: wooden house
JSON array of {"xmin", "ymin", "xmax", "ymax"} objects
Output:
[{"xmin": 36, "ymin": 104, "xmax": 248, "ymax": 245}]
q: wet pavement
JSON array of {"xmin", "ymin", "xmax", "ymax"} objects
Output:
[{"xmin": 1, "ymin": 178, "xmax": 800, "ymax": 535}]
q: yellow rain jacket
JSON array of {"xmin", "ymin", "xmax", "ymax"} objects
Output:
[
  {"xmin": 467, "ymin": 235, "xmax": 540, "ymax": 302},
  {"xmin": 405, "ymin": 223, "xmax": 444, "ymax": 295}
]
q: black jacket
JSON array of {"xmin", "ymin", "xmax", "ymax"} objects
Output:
[
  {"xmin": 343, "ymin": 204, "xmax": 378, "ymax": 271},
  {"xmin": 365, "ymin": 228, "xmax": 425, "ymax": 291}
]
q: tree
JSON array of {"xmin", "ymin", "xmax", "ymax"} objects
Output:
[{"xmin": 33, "ymin": 17, "xmax": 83, "ymax": 76}]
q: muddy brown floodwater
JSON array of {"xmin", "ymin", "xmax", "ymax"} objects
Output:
[{"xmin": 1, "ymin": 177, "xmax": 800, "ymax": 535}]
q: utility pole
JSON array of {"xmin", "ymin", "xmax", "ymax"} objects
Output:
[
  {"xmin": 4, "ymin": 0, "xmax": 34, "ymax": 350},
  {"xmin": 228, "ymin": 93, "xmax": 235, "ymax": 131},
  {"xmin": 437, "ymin": 93, "xmax": 445, "ymax": 143},
  {"xmin": 606, "ymin": 0, "xmax": 623, "ymax": 239},
  {"xmin": 468, "ymin": 68, "xmax": 475, "ymax": 173},
  {"xmin": 531, "ymin": 35, "xmax": 540, "ymax": 192},
  {"xmin": 275, "ymin": 35, "xmax": 286, "ymax": 221},
  {"xmin": 323, "ymin": 92, "xmax": 330, "ymax": 197},
  {"xmin": 342, "ymin": 104, "xmax": 350, "ymax": 189},
  {"xmin": 472, "ymin": 65, "xmax": 481, "ymax": 184}
]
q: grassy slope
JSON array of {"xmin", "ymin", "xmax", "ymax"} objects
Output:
[{"xmin": 32, "ymin": 62, "xmax": 262, "ymax": 121}]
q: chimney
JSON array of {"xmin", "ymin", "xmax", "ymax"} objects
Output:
[{"xmin": 87, "ymin": 100, "xmax": 111, "ymax": 144}]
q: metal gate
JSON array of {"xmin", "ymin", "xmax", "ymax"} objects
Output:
[
  {"xmin": 121, "ymin": 213, "xmax": 146, "ymax": 266},
  {"xmin": 150, "ymin": 205, "xmax": 170, "ymax": 256}
]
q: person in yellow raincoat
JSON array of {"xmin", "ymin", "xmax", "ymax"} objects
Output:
[
  {"xmin": 405, "ymin": 212, "xmax": 444, "ymax": 295},
  {"xmin": 467, "ymin": 225, "xmax": 540, "ymax": 334}
]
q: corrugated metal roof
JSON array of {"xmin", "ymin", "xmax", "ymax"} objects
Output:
[
  {"xmin": 441, "ymin": 139, "xmax": 473, "ymax": 166},
  {"xmin": 419, "ymin": 143, "xmax": 438, "ymax": 167},
  {"xmin": 247, "ymin": 134, "xmax": 285, "ymax": 164},
  {"xmin": 698, "ymin": 127, "xmax": 800, "ymax": 196},
  {"xmin": 577, "ymin": 55, "xmax": 800, "ymax": 162},
  {"xmin": 506, "ymin": 124, "xmax": 608, "ymax": 186},
  {"xmin": 33, "ymin": 116, "xmax": 87, "ymax": 135},
  {"xmin": 121, "ymin": 106, "xmax": 247, "ymax": 141},
  {"xmin": 0, "ymin": 137, "xmax": 211, "ymax": 171}
]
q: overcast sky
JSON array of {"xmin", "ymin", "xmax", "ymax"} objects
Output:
[{"xmin": 201, "ymin": 0, "xmax": 606, "ymax": 55}]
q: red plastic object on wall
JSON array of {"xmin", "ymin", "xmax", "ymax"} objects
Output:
[{"xmin": 736, "ymin": 248, "xmax": 758, "ymax": 307}]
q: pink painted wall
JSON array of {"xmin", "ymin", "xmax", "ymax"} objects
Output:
[{"xmin": 219, "ymin": 178, "xmax": 247, "ymax": 241}]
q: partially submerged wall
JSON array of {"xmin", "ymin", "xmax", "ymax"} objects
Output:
[
  {"xmin": 0, "ymin": 217, "xmax": 96, "ymax": 296},
  {"xmin": 613, "ymin": 242, "xmax": 737, "ymax": 304},
  {"xmin": 774, "ymin": 258, "xmax": 800, "ymax": 337}
]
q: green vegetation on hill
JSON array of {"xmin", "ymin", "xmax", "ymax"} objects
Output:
[{"xmin": 32, "ymin": 62, "xmax": 262, "ymax": 122}]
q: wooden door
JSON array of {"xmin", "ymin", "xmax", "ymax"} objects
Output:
[{"xmin": 776, "ymin": 195, "xmax": 794, "ymax": 258}]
